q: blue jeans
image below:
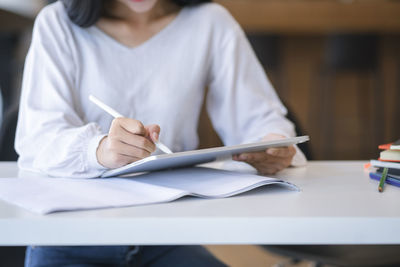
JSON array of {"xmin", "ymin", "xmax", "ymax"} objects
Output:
[{"xmin": 25, "ymin": 245, "xmax": 227, "ymax": 267}]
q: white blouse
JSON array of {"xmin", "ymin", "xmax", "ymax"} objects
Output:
[{"xmin": 16, "ymin": 2, "xmax": 306, "ymax": 178}]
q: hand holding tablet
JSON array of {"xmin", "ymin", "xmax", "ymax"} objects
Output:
[
  {"xmin": 101, "ymin": 136, "xmax": 309, "ymax": 177},
  {"xmin": 233, "ymin": 133, "xmax": 297, "ymax": 175}
]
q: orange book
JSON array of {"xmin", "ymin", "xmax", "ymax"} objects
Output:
[
  {"xmin": 379, "ymin": 143, "xmax": 392, "ymax": 150},
  {"xmin": 379, "ymin": 158, "xmax": 400, "ymax": 163},
  {"xmin": 379, "ymin": 139, "xmax": 400, "ymax": 150}
]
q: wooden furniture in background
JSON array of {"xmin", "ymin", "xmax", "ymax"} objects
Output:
[
  {"xmin": 215, "ymin": 0, "xmax": 400, "ymax": 34},
  {"xmin": 312, "ymin": 34, "xmax": 383, "ymax": 159}
]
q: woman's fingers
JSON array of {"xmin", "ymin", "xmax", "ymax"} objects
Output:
[
  {"xmin": 110, "ymin": 127, "xmax": 156, "ymax": 153},
  {"xmin": 97, "ymin": 137, "xmax": 143, "ymax": 169},
  {"xmin": 236, "ymin": 152, "xmax": 265, "ymax": 163},
  {"xmin": 107, "ymin": 139, "xmax": 151, "ymax": 159},
  {"xmin": 235, "ymin": 151, "xmax": 286, "ymax": 164},
  {"xmin": 145, "ymin": 124, "xmax": 161, "ymax": 142},
  {"xmin": 112, "ymin": 117, "xmax": 147, "ymax": 136},
  {"xmin": 109, "ymin": 119, "xmax": 156, "ymax": 153},
  {"xmin": 107, "ymin": 153, "xmax": 142, "ymax": 169},
  {"xmin": 254, "ymin": 161, "xmax": 287, "ymax": 175},
  {"xmin": 97, "ymin": 118, "xmax": 160, "ymax": 169},
  {"xmin": 233, "ymin": 146, "xmax": 296, "ymax": 175},
  {"xmin": 266, "ymin": 147, "xmax": 290, "ymax": 158}
]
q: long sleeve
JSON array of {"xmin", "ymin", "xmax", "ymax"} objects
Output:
[
  {"xmin": 206, "ymin": 9, "xmax": 306, "ymax": 165},
  {"xmin": 15, "ymin": 6, "xmax": 106, "ymax": 178}
]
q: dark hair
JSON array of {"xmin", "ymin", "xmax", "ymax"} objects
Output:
[{"xmin": 60, "ymin": 0, "xmax": 211, "ymax": 28}]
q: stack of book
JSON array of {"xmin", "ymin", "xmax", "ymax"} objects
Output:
[{"xmin": 370, "ymin": 139, "xmax": 400, "ymax": 192}]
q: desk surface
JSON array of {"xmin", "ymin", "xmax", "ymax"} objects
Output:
[{"xmin": 0, "ymin": 161, "xmax": 399, "ymax": 245}]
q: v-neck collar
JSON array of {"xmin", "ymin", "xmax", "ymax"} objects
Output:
[{"xmin": 91, "ymin": 7, "xmax": 186, "ymax": 52}]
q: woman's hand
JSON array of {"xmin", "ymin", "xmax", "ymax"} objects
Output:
[
  {"xmin": 96, "ymin": 118, "xmax": 160, "ymax": 169},
  {"xmin": 233, "ymin": 133, "xmax": 296, "ymax": 175}
]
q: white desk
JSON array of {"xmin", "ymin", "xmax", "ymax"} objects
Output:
[{"xmin": 0, "ymin": 161, "xmax": 399, "ymax": 246}]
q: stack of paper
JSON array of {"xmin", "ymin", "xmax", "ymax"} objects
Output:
[{"xmin": 0, "ymin": 167, "xmax": 298, "ymax": 214}]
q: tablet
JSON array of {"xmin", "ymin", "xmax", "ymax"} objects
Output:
[{"xmin": 101, "ymin": 136, "xmax": 310, "ymax": 177}]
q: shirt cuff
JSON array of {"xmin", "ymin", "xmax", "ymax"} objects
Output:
[
  {"xmin": 291, "ymin": 145, "xmax": 307, "ymax": 167},
  {"xmin": 86, "ymin": 134, "xmax": 108, "ymax": 172}
]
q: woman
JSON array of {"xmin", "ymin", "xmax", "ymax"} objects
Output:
[{"xmin": 17, "ymin": 0, "xmax": 305, "ymax": 265}]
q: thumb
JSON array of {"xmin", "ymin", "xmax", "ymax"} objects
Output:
[
  {"xmin": 145, "ymin": 124, "xmax": 161, "ymax": 142},
  {"xmin": 262, "ymin": 133, "xmax": 287, "ymax": 142}
]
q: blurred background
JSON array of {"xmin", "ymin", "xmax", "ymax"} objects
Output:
[{"xmin": 0, "ymin": 0, "xmax": 399, "ymax": 266}]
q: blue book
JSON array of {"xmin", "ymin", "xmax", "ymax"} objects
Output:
[
  {"xmin": 377, "ymin": 168, "xmax": 400, "ymax": 177},
  {"xmin": 369, "ymin": 172, "xmax": 400, "ymax": 188}
]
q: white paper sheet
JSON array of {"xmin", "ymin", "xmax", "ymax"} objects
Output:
[
  {"xmin": 132, "ymin": 167, "xmax": 298, "ymax": 198},
  {"xmin": 0, "ymin": 167, "xmax": 298, "ymax": 214}
]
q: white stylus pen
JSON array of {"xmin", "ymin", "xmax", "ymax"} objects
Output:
[{"xmin": 89, "ymin": 94, "xmax": 173, "ymax": 154}]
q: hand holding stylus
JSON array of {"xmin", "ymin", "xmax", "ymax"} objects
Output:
[
  {"xmin": 96, "ymin": 118, "xmax": 160, "ymax": 169},
  {"xmin": 89, "ymin": 95, "xmax": 173, "ymax": 169}
]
